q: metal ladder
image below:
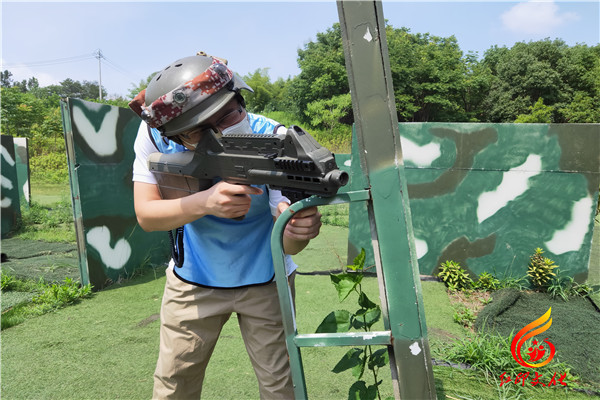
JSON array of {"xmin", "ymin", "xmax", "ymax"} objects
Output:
[{"xmin": 270, "ymin": 2, "xmax": 436, "ymax": 399}]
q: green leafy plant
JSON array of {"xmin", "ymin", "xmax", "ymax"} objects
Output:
[
  {"xmin": 2, "ymin": 276, "xmax": 93, "ymax": 330},
  {"xmin": 547, "ymin": 271, "xmax": 598, "ymax": 301},
  {"xmin": 315, "ymin": 249, "xmax": 389, "ymax": 400},
  {"xmin": 1, "ymin": 272, "xmax": 17, "ymax": 291},
  {"xmin": 496, "ymin": 276, "xmax": 529, "ymax": 291},
  {"xmin": 14, "ymin": 199, "xmax": 75, "ymax": 243},
  {"xmin": 547, "ymin": 273, "xmax": 571, "ymax": 301},
  {"xmin": 437, "ymin": 260, "xmax": 474, "ymax": 292},
  {"xmin": 569, "ymin": 281, "xmax": 597, "ymax": 298},
  {"xmin": 319, "ymin": 203, "xmax": 350, "ymax": 227},
  {"xmin": 32, "ymin": 277, "xmax": 92, "ymax": 309},
  {"xmin": 473, "ymin": 272, "xmax": 500, "ymax": 291},
  {"xmin": 453, "ymin": 305, "xmax": 476, "ymax": 328},
  {"xmin": 527, "ymin": 248, "xmax": 558, "ymax": 290}
]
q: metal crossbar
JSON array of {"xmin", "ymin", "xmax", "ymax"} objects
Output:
[{"xmin": 271, "ymin": 191, "xmax": 379, "ymax": 399}]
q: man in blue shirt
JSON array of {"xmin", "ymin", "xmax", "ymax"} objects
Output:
[{"xmin": 129, "ymin": 52, "xmax": 321, "ymax": 399}]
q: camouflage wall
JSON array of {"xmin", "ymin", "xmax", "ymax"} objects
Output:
[
  {"xmin": 61, "ymin": 98, "xmax": 170, "ymax": 289},
  {"xmin": 14, "ymin": 138, "xmax": 30, "ymax": 208},
  {"xmin": 348, "ymin": 123, "xmax": 599, "ymax": 282},
  {"xmin": 58, "ymin": 102, "xmax": 598, "ymax": 287},
  {"xmin": 1, "ymin": 135, "xmax": 21, "ymax": 237}
]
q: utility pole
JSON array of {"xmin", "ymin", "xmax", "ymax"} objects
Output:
[{"xmin": 96, "ymin": 49, "xmax": 103, "ymax": 101}]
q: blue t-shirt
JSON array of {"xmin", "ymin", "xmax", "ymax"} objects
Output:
[{"xmin": 149, "ymin": 113, "xmax": 289, "ymax": 288}]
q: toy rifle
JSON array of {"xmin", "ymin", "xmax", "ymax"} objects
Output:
[{"xmin": 147, "ymin": 125, "xmax": 349, "ymax": 203}]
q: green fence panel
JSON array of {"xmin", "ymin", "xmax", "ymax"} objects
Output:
[
  {"xmin": 1, "ymin": 135, "xmax": 21, "ymax": 237},
  {"xmin": 13, "ymin": 137, "xmax": 31, "ymax": 208},
  {"xmin": 349, "ymin": 123, "xmax": 600, "ymax": 281},
  {"xmin": 61, "ymin": 98, "xmax": 170, "ymax": 288}
]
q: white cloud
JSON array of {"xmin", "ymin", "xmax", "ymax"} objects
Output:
[{"xmin": 501, "ymin": 0, "xmax": 580, "ymax": 36}]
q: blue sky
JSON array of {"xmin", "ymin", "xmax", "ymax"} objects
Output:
[{"xmin": 2, "ymin": 1, "xmax": 598, "ymax": 98}]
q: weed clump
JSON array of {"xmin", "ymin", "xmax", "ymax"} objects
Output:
[{"xmin": 1, "ymin": 272, "xmax": 93, "ymax": 329}]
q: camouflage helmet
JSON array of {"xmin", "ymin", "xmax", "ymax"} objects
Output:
[{"xmin": 129, "ymin": 52, "xmax": 253, "ymax": 137}]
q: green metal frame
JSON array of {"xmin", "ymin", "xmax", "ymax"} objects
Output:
[
  {"xmin": 271, "ymin": 190, "xmax": 374, "ymax": 399},
  {"xmin": 336, "ymin": 2, "xmax": 436, "ymax": 397},
  {"xmin": 270, "ymin": 1, "xmax": 436, "ymax": 399},
  {"xmin": 60, "ymin": 99, "xmax": 90, "ymax": 286}
]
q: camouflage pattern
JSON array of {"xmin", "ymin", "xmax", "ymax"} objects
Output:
[
  {"xmin": 1, "ymin": 135, "xmax": 21, "ymax": 237},
  {"xmin": 348, "ymin": 123, "xmax": 600, "ymax": 282},
  {"xmin": 61, "ymin": 98, "xmax": 170, "ymax": 288},
  {"xmin": 13, "ymin": 138, "xmax": 30, "ymax": 208},
  {"xmin": 129, "ymin": 58, "xmax": 233, "ymax": 130}
]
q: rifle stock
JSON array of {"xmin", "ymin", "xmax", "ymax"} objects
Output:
[{"xmin": 147, "ymin": 125, "xmax": 349, "ymax": 203}]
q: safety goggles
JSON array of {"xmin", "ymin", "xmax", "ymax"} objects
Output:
[{"xmin": 173, "ymin": 102, "xmax": 245, "ymax": 147}]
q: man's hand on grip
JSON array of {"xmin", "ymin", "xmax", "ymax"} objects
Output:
[
  {"xmin": 204, "ymin": 181, "xmax": 263, "ymax": 219},
  {"xmin": 277, "ymin": 202, "xmax": 322, "ymax": 241}
]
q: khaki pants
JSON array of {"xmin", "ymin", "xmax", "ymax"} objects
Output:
[{"xmin": 153, "ymin": 269, "xmax": 295, "ymax": 400}]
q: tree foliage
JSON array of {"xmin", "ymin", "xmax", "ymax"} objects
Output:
[
  {"xmin": 482, "ymin": 40, "xmax": 600, "ymax": 122},
  {"xmin": 515, "ymin": 98, "xmax": 554, "ymax": 123},
  {"xmin": 127, "ymin": 73, "xmax": 156, "ymax": 100},
  {"xmin": 242, "ymin": 68, "xmax": 291, "ymax": 114},
  {"xmin": 288, "ymin": 23, "xmax": 350, "ymax": 124},
  {"xmin": 1, "ymin": 22, "xmax": 598, "ymax": 183},
  {"xmin": 387, "ymin": 28, "xmax": 473, "ymax": 122},
  {"xmin": 1, "ymin": 71, "xmax": 121, "ymax": 183}
]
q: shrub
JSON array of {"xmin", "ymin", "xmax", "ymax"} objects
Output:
[
  {"xmin": 474, "ymin": 272, "xmax": 500, "ymax": 291},
  {"xmin": 437, "ymin": 260, "xmax": 473, "ymax": 292},
  {"xmin": 29, "ymin": 151, "xmax": 69, "ymax": 184},
  {"xmin": 527, "ymin": 248, "xmax": 558, "ymax": 290}
]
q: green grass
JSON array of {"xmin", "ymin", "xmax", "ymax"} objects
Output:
[
  {"xmin": 12, "ymin": 179, "xmax": 75, "ymax": 243},
  {"xmin": 12, "ymin": 199, "xmax": 76, "ymax": 243},
  {"xmin": 2, "ymin": 267, "xmax": 596, "ymax": 399},
  {"xmin": 2, "ymin": 181, "xmax": 599, "ymax": 399},
  {"xmin": 29, "ymin": 180, "xmax": 70, "ymax": 206}
]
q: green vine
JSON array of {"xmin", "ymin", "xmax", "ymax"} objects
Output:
[{"xmin": 315, "ymin": 249, "xmax": 391, "ymax": 400}]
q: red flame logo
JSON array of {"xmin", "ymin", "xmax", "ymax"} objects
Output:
[{"xmin": 511, "ymin": 307, "xmax": 556, "ymax": 368}]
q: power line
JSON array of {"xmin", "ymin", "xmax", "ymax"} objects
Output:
[
  {"xmin": 3, "ymin": 53, "xmax": 97, "ymax": 68},
  {"xmin": 101, "ymin": 55, "xmax": 140, "ymax": 82},
  {"xmin": 4, "ymin": 51, "xmax": 142, "ymax": 81},
  {"xmin": 3, "ymin": 50, "xmax": 143, "ymax": 97}
]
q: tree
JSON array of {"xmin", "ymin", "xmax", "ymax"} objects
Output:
[
  {"xmin": 0, "ymin": 86, "xmax": 45, "ymax": 137},
  {"xmin": 561, "ymin": 92, "xmax": 600, "ymax": 123},
  {"xmin": 289, "ymin": 23, "xmax": 349, "ymax": 123},
  {"xmin": 305, "ymin": 93, "xmax": 352, "ymax": 133},
  {"xmin": 290, "ymin": 22, "xmax": 477, "ymax": 124},
  {"xmin": 515, "ymin": 97, "xmax": 554, "ymax": 123},
  {"xmin": 1, "ymin": 70, "xmax": 14, "ymax": 88},
  {"xmin": 461, "ymin": 52, "xmax": 493, "ymax": 121},
  {"xmin": 43, "ymin": 78, "xmax": 105, "ymax": 100},
  {"xmin": 481, "ymin": 39, "xmax": 599, "ymax": 123},
  {"xmin": 128, "ymin": 73, "xmax": 156, "ymax": 100},
  {"xmin": 243, "ymin": 68, "xmax": 276, "ymax": 113},
  {"xmin": 387, "ymin": 28, "xmax": 469, "ymax": 121}
]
